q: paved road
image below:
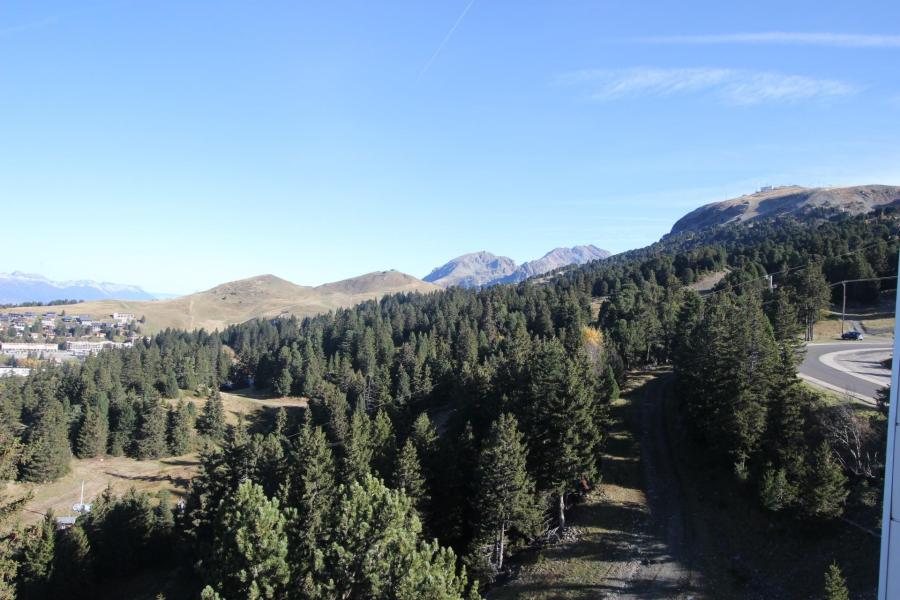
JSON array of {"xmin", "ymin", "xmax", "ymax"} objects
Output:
[{"xmin": 799, "ymin": 340, "xmax": 892, "ymax": 403}]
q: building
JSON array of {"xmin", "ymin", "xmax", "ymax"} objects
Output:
[
  {"xmin": 0, "ymin": 367, "xmax": 31, "ymax": 378},
  {"xmin": 0, "ymin": 342, "xmax": 59, "ymax": 357},
  {"xmin": 66, "ymin": 340, "xmax": 131, "ymax": 356},
  {"xmin": 113, "ymin": 312, "xmax": 135, "ymax": 325}
]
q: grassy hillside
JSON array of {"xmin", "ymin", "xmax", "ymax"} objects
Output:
[
  {"xmin": 2, "ymin": 271, "xmax": 439, "ymax": 333},
  {"xmin": 8, "ymin": 387, "xmax": 307, "ymax": 528}
]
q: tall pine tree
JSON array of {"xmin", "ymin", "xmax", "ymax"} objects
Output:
[
  {"xmin": 208, "ymin": 481, "xmax": 289, "ymax": 600},
  {"xmin": 473, "ymin": 413, "xmax": 537, "ymax": 572}
]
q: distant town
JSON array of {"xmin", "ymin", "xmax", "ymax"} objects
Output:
[{"xmin": 0, "ymin": 310, "xmax": 143, "ymax": 377}]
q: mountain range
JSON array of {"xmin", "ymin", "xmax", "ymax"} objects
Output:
[
  {"xmin": 6, "ymin": 184, "xmax": 896, "ymax": 330},
  {"xmin": 0, "ymin": 271, "xmax": 438, "ymax": 334},
  {"xmin": 671, "ymin": 184, "xmax": 900, "ymax": 234},
  {"xmin": 0, "ymin": 272, "xmax": 157, "ymax": 305},
  {"xmin": 423, "ymin": 245, "xmax": 612, "ymax": 288}
]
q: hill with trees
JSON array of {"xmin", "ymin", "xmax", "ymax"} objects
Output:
[{"xmin": 0, "ymin": 207, "xmax": 896, "ymax": 597}]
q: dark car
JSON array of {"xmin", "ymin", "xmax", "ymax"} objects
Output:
[{"xmin": 841, "ymin": 331, "xmax": 864, "ymax": 340}]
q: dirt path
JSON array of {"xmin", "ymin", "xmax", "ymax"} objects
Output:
[
  {"xmin": 489, "ymin": 373, "xmax": 701, "ymax": 599},
  {"xmin": 597, "ymin": 374, "xmax": 701, "ymax": 599}
]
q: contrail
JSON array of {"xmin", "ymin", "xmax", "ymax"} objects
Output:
[{"xmin": 418, "ymin": 0, "xmax": 477, "ymax": 79}]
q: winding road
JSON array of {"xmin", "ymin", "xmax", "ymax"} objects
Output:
[{"xmin": 799, "ymin": 340, "xmax": 892, "ymax": 404}]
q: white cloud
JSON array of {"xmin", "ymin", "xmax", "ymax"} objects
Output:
[
  {"xmin": 561, "ymin": 67, "xmax": 858, "ymax": 105},
  {"xmin": 634, "ymin": 32, "xmax": 900, "ymax": 48}
]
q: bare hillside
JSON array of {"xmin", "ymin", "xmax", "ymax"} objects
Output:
[
  {"xmin": 671, "ymin": 184, "xmax": 900, "ymax": 233},
  {"xmin": 3, "ymin": 271, "xmax": 438, "ymax": 333}
]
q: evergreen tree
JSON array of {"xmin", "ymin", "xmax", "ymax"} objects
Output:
[
  {"xmin": 75, "ymin": 404, "xmax": 108, "ymax": 459},
  {"xmin": 393, "ymin": 439, "xmax": 428, "ymax": 516},
  {"xmin": 600, "ymin": 364, "xmax": 619, "ymax": 402},
  {"xmin": 208, "ymin": 481, "xmax": 289, "ymax": 600},
  {"xmin": 758, "ymin": 466, "xmax": 792, "ymax": 512},
  {"xmin": 370, "ymin": 409, "xmax": 397, "ymax": 480},
  {"xmin": 343, "ymin": 409, "xmax": 374, "ymax": 482},
  {"xmin": 275, "ymin": 369, "xmax": 293, "ymax": 397},
  {"xmin": 273, "ymin": 407, "xmax": 288, "ymax": 438},
  {"xmin": 282, "ymin": 419, "xmax": 336, "ymax": 598},
  {"xmin": 473, "ymin": 414, "xmax": 536, "ymax": 572},
  {"xmin": 162, "ymin": 371, "xmax": 180, "ymax": 399},
  {"xmin": 17, "ymin": 512, "xmax": 56, "ymax": 598},
  {"xmin": 20, "ymin": 400, "xmax": 71, "ymax": 483},
  {"xmin": 166, "ymin": 400, "xmax": 194, "ymax": 456},
  {"xmin": 197, "ymin": 392, "xmax": 226, "ymax": 441},
  {"xmin": 322, "ymin": 475, "xmax": 470, "ymax": 600},
  {"xmin": 51, "ymin": 524, "xmax": 93, "ymax": 598},
  {"xmin": 200, "ymin": 586, "xmax": 223, "ymax": 600},
  {"xmin": 134, "ymin": 398, "xmax": 167, "ymax": 460},
  {"xmin": 523, "ymin": 339, "xmax": 601, "ymax": 528},
  {"xmin": 0, "ymin": 419, "xmax": 27, "ymax": 599},
  {"xmin": 320, "ymin": 383, "xmax": 350, "ymax": 445},
  {"xmin": 801, "ymin": 441, "xmax": 849, "ymax": 520},
  {"xmin": 823, "ymin": 562, "xmax": 850, "ymax": 600},
  {"xmin": 788, "ymin": 260, "xmax": 831, "ymax": 333}
]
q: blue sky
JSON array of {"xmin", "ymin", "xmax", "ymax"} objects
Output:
[{"xmin": 2, "ymin": 1, "xmax": 899, "ymax": 294}]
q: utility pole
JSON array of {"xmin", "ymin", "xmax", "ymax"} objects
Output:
[{"xmin": 842, "ymin": 281, "xmax": 847, "ymax": 336}]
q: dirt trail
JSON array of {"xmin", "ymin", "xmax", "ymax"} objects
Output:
[
  {"xmin": 598, "ymin": 375, "xmax": 701, "ymax": 599},
  {"xmin": 488, "ymin": 374, "xmax": 702, "ymax": 599}
]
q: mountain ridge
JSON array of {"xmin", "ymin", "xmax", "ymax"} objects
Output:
[
  {"xmin": 0, "ymin": 271, "xmax": 438, "ymax": 333},
  {"xmin": 0, "ymin": 271, "xmax": 157, "ymax": 304},
  {"xmin": 425, "ymin": 245, "xmax": 611, "ymax": 288},
  {"xmin": 671, "ymin": 184, "xmax": 900, "ymax": 234}
]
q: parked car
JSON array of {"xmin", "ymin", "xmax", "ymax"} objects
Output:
[{"xmin": 841, "ymin": 331, "xmax": 864, "ymax": 340}]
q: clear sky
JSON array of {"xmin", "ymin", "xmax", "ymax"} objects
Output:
[{"xmin": 2, "ymin": 1, "xmax": 899, "ymax": 294}]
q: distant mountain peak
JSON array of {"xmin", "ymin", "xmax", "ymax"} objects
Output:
[
  {"xmin": 425, "ymin": 244, "xmax": 611, "ymax": 288},
  {"xmin": 424, "ymin": 252, "xmax": 519, "ymax": 288},
  {"xmin": 0, "ymin": 272, "xmax": 157, "ymax": 304}
]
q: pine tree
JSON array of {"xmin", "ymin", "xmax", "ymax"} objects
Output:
[
  {"xmin": 17, "ymin": 512, "xmax": 56, "ymax": 598},
  {"xmin": 370, "ymin": 409, "xmax": 397, "ymax": 480},
  {"xmin": 51, "ymin": 524, "xmax": 93, "ymax": 598},
  {"xmin": 200, "ymin": 586, "xmax": 223, "ymax": 600},
  {"xmin": 323, "ymin": 475, "xmax": 470, "ymax": 599},
  {"xmin": 393, "ymin": 439, "xmax": 428, "ymax": 516},
  {"xmin": 282, "ymin": 419, "xmax": 336, "ymax": 598},
  {"xmin": 166, "ymin": 400, "xmax": 194, "ymax": 456},
  {"xmin": 758, "ymin": 466, "xmax": 792, "ymax": 512},
  {"xmin": 75, "ymin": 404, "xmax": 108, "ymax": 459},
  {"xmin": 162, "ymin": 371, "xmax": 180, "ymax": 399},
  {"xmin": 209, "ymin": 481, "xmax": 289, "ymax": 600},
  {"xmin": 523, "ymin": 339, "xmax": 601, "ymax": 528},
  {"xmin": 0, "ymin": 419, "xmax": 27, "ymax": 599},
  {"xmin": 600, "ymin": 364, "xmax": 619, "ymax": 402},
  {"xmin": 321, "ymin": 383, "xmax": 350, "ymax": 444},
  {"xmin": 409, "ymin": 412, "xmax": 438, "ymax": 488},
  {"xmin": 197, "ymin": 392, "xmax": 226, "ymax": 441},
  {"xmin": 343, "ymin": 410, "xmax": 373, "ymax": 482},
  {"xmin": 823, "ymin": 562, "xmax": 850, "ymax": 600},
  {"xmin": 473, "ymin": 413, "xmax": 536, "ymax": 572},
  {"xmin": 134, "ymin": 398, "xmax": 167, "ymax": 460},
  {"xmin": 20, "ymin": 400, "xmax": 71, "ymax": 483},
  {"xmin": 275, "ymin": 369, "xmax": 293, "ymax": 397},
  {"xmin": 273, "ymin": 407, "xmax": 288, "ymax": 438},
  {"xmin": 802, "ymin": 441, "xmax": 849, "ymax": 520}
]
